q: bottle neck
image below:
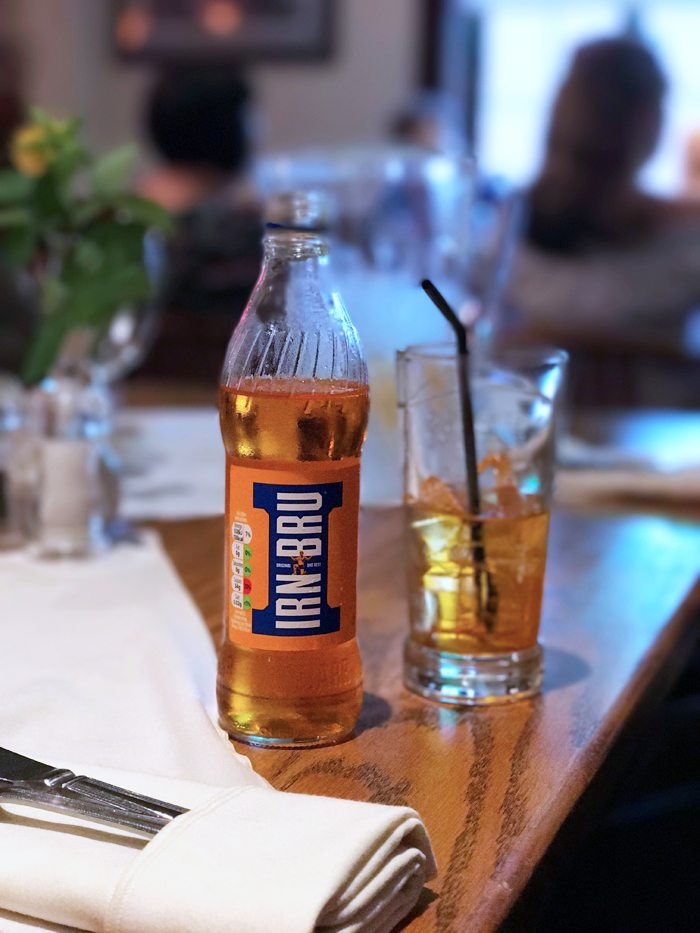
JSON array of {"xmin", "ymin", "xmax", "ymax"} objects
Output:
[
  {"xmin": 263, "ymin": 227, "xmax": 329, "ymax": 262},
  {"xmin": 222, "ymin": 221, "xmax": 367, "ymax": 388}
]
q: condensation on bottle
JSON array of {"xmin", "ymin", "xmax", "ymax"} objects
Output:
[{"xmin": 217, "ymin": 191, "xmax": 369, "ymax": 747}]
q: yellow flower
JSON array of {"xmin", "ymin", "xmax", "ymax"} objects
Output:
[{"xmin": 10, "ymin": 124, "xmax": 51, "ymax": 177}]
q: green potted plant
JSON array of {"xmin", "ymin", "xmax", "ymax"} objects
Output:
[{"xmin": 0, "ymin": 107, "xmax": 174, "ymax": 385}]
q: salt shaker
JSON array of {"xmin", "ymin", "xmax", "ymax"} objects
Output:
[{"xmin": 25, "ymin": 335, "xmax": 115, "ymax": 558}]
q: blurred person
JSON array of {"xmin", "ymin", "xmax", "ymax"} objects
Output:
[
  {"xmin": 140, "ymin": 64, "xmax": 255, "ymax": 215},
  {"xmin": 506, "ymin": 38, "xmax": 700, "ymax": 351},
  {"xmin": 137, "ymin": 66, "xmax": 263, "ymax": 379},
  {"xmin": 390, "ymin": 92, "xmax": 467, "ymax": 155}
]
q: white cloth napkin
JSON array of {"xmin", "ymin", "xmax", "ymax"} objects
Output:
[
  {"xmin": 556, "ymin": 430, "xmax": 700, "ymax": 506},
  {"xmin": 0, "ymin": 534, "xmax": 435, "ymax": 933},
  {"xmin": 555, "ymin": 465, "xmax": 700, "ymax": 506},
  {"xmin": 113, "ymin": 408, "xmax": 225, "ymax": 520}
]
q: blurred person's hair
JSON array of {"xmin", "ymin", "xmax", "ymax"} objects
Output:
[
  {"xmin": 528, "ymin": 38, "xmax": 667, "ymax": 252},
  {"xmin": 147, "ymin": 66, "xmax": 251, "ymax": 174}
]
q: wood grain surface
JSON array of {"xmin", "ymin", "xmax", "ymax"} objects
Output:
[{"xmin": 155, "ymin": 506, "xmax": 700, "ymax": 932}]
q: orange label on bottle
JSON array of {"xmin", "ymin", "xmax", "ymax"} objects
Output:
[{"xmin": 225, "ymin": 457, "xmax": 360, "ymax": 651}]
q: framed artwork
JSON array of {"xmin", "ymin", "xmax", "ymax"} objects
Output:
[{"xmin": 114, "ymin": 0, "xmax": 335, "ymax": 63}]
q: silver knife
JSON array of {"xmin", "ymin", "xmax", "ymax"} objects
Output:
[{"xmin": 0, "ymin": 747, "xmax": 188, "ymax": 838}]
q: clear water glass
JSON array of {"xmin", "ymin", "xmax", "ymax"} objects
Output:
[{"xmin": 398, "ymin": 344, "xmax": 567, "ymax": 704}]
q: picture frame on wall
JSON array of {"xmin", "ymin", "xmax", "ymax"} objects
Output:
[{"xmin": 114, "ymin": 0, "xmax": 335, "ymax": 63}]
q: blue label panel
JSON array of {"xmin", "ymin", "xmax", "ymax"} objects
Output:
[{"xmin": 252, "ymin": 481, "xmax": 342, "ymax": 637}]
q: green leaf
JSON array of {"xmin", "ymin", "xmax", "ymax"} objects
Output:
[
  {"xmin": 111, "ymin": 195, "xmax": 175, "ymax": 234},
  {"xmin": 71, "ymin": 198, "xmax": 106, "ymax": 227},
  {"xmin": 64, "ymin": 222, "xmax": 142, "ymax": 282},
  {"xmin": 73, "ymin": 237, "xmax": 104, "ymax": 272},
  {"xmin": 68, "ymin": 263, "xmax": 152, "ymax": 325},
  {"xmin": 1, "ymin": 226, "xmax": 37, "ymax": 266},
  {"xmin": 22, "ymin": 254, "xmax": 155, "ymax": 382},
  {"xmin": 39, "ymin": 275, "xmax": 69, "ymax": 317},
  {"xmin": 0, "ymin": 171, "xmax": 34, "ymax": 204},
  {"xmin": 57, "ymin": 116, "xmax": 83, "ymax": 139},
  {"xmin": 21, "ymin": 313, "xmax": 72, "ymax": 385},
  {"xmin": 26, "ymin": 108, "xmax": 82, "ymax": 140},
  {"xmin": 90, "ymin": 143, "xmax": 137, "ymax": 197},
  {"xmin": 33, "ymin": 173, "xmax": 70, "ymax": 223},
  {"xmin": 27, "ymin": 105, "xmax": 52, "ymax": 128},
  {"xmin": 0, "ymin": 207, "xmax": 32, "ymax": 228}
]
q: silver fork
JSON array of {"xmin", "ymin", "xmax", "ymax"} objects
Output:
[{"xmin": 0, "ymin": 747, "xmax": 188, "ymax": 838}]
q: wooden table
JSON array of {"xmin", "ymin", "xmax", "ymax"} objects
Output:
[{"xmin": 156, "ymin": 503, "xmax": 700, "ymax": 932}]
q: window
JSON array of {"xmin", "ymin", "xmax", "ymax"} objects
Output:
[{"xmin": 475, "ymin": 1, "xmax": 700, "ymax": 194}]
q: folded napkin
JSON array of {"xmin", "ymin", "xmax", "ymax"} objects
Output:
[
  {"xmin": 113, "ymin": 408, "xmax": 225, "ymax": 520},
  {"xmin": 556, "ymin": 429, "xmax": 700, "ymax": 507},
  {"xmin": 557, "ymin": 434, "xmax": 654, "ymax": 471},
  {"xmin": 0, "ymin": 534, "xmax": 435, "ymax": 933},
  {"xmin": 555, "ymin": 465, "xmax": 700, "ymax": 506}
]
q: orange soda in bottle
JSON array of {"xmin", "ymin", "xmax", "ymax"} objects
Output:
[{"xmin": 217, "ymin": 192, "xmax": 369, "ymax": 747}]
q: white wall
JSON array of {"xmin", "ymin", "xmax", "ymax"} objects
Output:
[
  {"xmin": 6, "ymin": 0, "xmax": 153, "ymax": 154},
  {"xmin": 4, "ymin": 0, "xmax": 420, "ymax": 158},
  {"xmin": 252, "ymin": 0, "xmax": 421, "ymax": 150}
]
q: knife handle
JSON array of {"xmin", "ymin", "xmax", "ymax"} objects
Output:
[
  {"xmin": 55, "ymin": 772, "xmax": 187, "ymax": 821},
  {"xmin": 0, "ymin": 769, "xmax": 188, "ymax": 838}
]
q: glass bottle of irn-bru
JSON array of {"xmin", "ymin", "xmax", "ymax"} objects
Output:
[{"xmin": 217, "ymin": 192, "xmax": 369, "ymax": 747}]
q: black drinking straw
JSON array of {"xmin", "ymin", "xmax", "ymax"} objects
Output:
[
  {"xmin": 421, "ymin": 280, "xmax": 481, "ymax": 516},
  {"xmin": 421, "ymin": 279, "xmax": 498, "ymax": 630}
]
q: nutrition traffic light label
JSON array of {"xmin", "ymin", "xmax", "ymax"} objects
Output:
[
  {"xmin": 225, "ymin": 457, "xmax": 360, "ymax": 651},
  {"xmin": 230, "ymin": 533, "xmax": 252, "ymax": 612}
]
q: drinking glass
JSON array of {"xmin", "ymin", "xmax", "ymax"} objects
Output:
[{"xmin": 397, "ymin": 344, "xmax": 567, "ymax": 704}]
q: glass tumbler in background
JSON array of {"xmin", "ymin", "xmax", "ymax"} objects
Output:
[{"xmin": 397, "ymin": 345, "xmax": 567, "ymax": 704}]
